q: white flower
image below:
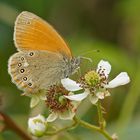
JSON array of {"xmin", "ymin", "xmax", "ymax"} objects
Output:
[
  {"xmin": 28, "ymin": 114, "xmax": 47, "ymax": 137},
  {"xmin": 61, "ymin": 60, "xmax": 130, "ymax": 104},
  {"xmin": 46, "ymin": 85, "xmax": 80, "ymax": 122}
]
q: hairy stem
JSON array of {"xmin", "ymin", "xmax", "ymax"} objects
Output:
[{"xmin": 97, "ymin": 101, "xmax": 105, "ymax": 129}]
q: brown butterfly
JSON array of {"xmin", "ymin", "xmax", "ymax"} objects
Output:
[{"xmin": 8, "ymin": 11, "xmax": 80, "ymax": 94}]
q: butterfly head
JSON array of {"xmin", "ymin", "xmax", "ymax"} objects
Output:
[{"xmin": 70, "ymin": 56, "xmax": 81, "ymax": 75}]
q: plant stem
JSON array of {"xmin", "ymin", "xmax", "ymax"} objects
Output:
[
  {"xmin": 97, "ymin": 101, "xmax": 105, "ymax": 129},
  {"xmin": 45, "ymin": 119, "xmax": 78, "ymax": 136},
  {"xmin": 45, "ymin": 116, "xmax": 113, "ymax": 140},
  {"xmin": 74, "ymin": 117, "xmax": 113, "ymax": 140}
]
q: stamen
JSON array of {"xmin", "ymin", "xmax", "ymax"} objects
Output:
[
  {"xmin": 79, "ymin": 70, "xmax": 109, "ymax": 93},
  {"xmin": 46, "ymin": 85, "xmax": 73, "ymax": 113}
]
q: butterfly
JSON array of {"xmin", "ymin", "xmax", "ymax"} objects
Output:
[{"xmin": 8, "ymin": 11, "xmax": 80, "ymax": 94}]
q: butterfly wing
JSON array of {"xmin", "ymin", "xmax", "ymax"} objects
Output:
[
  {"xmin": 14, "ymin": 11, "xmax": 72, "ymax": 58},
  {"xmin": 8, "ymin": 51, "xmax": 67, "ymax": 93}
]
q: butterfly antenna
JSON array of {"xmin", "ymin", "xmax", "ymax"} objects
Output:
[
  {"xmin": 79, "ymin": 49, "xmax": 100, "ymax": 63},
  {"xmin": 80, "ymin": 49, "xmax": 100, "ymax": 56},
  {"xmin": 80, "ymin": 56, "xmax": 93, "ymax": 63}
]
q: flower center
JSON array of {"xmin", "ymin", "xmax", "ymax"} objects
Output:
[
  {"xmin": 79, "ymin": 70, "xmax": 108, "ymax": 93},
  {"xmin": 85, "ymin": 71, "xmax": 100, "ymax": 86},
  {"xmin": 46, "ymin": 85, "xmax": 73, "ymax": 113}
]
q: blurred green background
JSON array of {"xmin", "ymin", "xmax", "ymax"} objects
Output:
[{"xmin": 0, "ymin": 0, "xmax": 139, "ymax": 140}]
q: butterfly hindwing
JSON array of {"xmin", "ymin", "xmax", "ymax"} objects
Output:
[{"xmin": 8, "ymin": 51, "xmax": 67, "ymax": 93}]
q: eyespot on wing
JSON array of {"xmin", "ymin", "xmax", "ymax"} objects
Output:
[{"xmin": 8, "ymin": 52, "xmax": 38, "ymax": 93}]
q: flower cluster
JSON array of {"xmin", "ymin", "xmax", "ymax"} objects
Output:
[
  {"xmin": 28, "ymin": 60, "xmax": 130, "ymax": 137},
  {"xmin": 46, "ymin": 85, "xmax": 80, "ymax": 122}
]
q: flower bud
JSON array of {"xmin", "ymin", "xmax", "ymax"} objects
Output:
[{"xmin": 28, "ymin": 114, "xmax": 47, "ymax": 137}]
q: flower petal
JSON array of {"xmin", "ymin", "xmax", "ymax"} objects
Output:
[
  {"xmin": 105, "ymin": 72, "xmax": 130, "ymax": 88},
  {"xmin": 96, "ymin": 60, "xmax": 111, "ymax": 78},
  {"xmin": 59, "ymin": 110, "xmax": 75, "ymax": 120},
  {"xmin": 47, "ymin": 112, "xmax": 58, "ymax": 122},
  {"xmin": 89, "ymin": 94, "xmax": 99, "ymax": 104},
  {"xmin": 64, "ymin": 90, "xmax": 89, "ymax": 101},
  {"xmin": 61, "ymin": 78, "xmax": 82, "ymax": 91},
  {"xmin": 30, "ymin": 95, "xmax": 40, "ymax": 108}
]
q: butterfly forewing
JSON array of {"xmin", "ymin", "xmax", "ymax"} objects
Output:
[{"xmin": 14, "ymin": 11, "xmax": 72, "ymax": 58}]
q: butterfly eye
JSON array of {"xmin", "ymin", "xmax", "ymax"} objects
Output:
[
  {"xmin": 20, "ymin": 69, "xmax": 25, "ymax": 73},
  {"xmin": 21, "ymin": 57, "xmax": 25, "ymax": 61},
  {"xmin": 18, "ymin": 63, "xmax": 22, "ymax": 67},
  {"xmin": 29, "ymin": 52, "xmax": 34, "ymax": 56},
  {"xmin": 23, "ymin": 77, "xmax": 27, "ymax": 81},
  {"xmin": 75, "ymin": 57, "xmax": 80, "ymax": 66}
]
